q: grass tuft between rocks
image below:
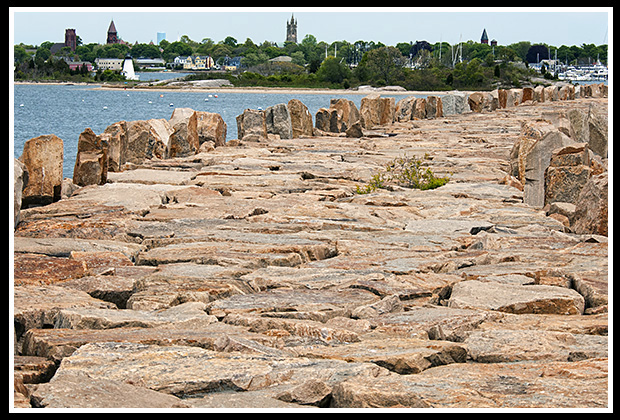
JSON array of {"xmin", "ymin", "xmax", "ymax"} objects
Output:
[{"xmin": 356, "ymin": 154, "xmax": 450, "ymax": 194}]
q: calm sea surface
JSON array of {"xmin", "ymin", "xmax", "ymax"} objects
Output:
[{"xmin": 13, "ymin": 78, "xmax": 415, "ymax": 178}]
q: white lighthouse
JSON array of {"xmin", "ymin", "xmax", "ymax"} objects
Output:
[{"xmin": 121, "ymin": 55, "xmax": 139, "ymax": 81}]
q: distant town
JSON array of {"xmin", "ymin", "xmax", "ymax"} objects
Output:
[{"xmin": 13, "ymin": 16, "xmax": 608, "ymax": 90}]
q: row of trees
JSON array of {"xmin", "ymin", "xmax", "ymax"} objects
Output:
[{"xmin": 14, "ymin": 34, "xmax": 608, "ymax": 90}]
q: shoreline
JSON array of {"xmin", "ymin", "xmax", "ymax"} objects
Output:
[
  {"xmin": 93, "ymin": 84, "xmax": 443, "ymax": 96},
  {"xmin": 14, "ymin": 80, "xmax": 464, "ymax": 97}
]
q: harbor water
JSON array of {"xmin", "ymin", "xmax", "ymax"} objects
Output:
[{"xmin": 13, "ymin": 80, "xmax": 414, "ymax": 179}]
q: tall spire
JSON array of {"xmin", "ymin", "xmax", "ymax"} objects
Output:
[
  {"xmin": 286, "ymin": 13, "xmax": 297, "ymax": 43},
  {"xmin": 107, "ymin": 19, "xmax": 119, "ymax": 44},
  {"xmin": 481, "ymin": 28, "xmax": 489, "ymax": 44}
]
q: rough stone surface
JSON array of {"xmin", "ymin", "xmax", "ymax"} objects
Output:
[
  {"xmin": 13, "ymin": 92, "xmax": 608, "ymax": 409},
  {"xmin": 448, "ymin": 280, "xmax": 586, "ymax": 315},
  {"xmin": 19, "ymin": 134, "xmax": 64, "ymax": 207},
  {"xmin": 287, "ymin": 99, "xmax": 314, "ymax": 138},
  {"xmin": 195, "ymin": 111, "xmax": 227, "ymax": 147}
]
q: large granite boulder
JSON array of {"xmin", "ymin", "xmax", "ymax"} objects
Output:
[
  {"xmin": 395, "ymin": 96, "xmax": 417, "ymax": 121},
  {"xmin": 236, "ymin": 108, "xmax": 267, "ymax": 141},
  {"xmin": 572, "ymin": 172, "xmax": 608, "ymax": 236},
  {"xmin": 330, "ymin": 98, "xmax": 360, "ymax": 131},
  {"xmin": 315, "ymin": 107, "xmax": 340, "ymax": 133},
  {"xmin": 544, "ymin": 143, "xmax": 592, "ymax": 207},
  {"xmin": 287, "ymin": 99, "xmax": 313, "ymax": 138},
  {"xmin": 510, "ymin": 120, "xmax": 575, "ymax": 208},
  {"xmin": 441, "ymin": 92, "xmax": 468, "ymax": 115},
  {"xmin": 468, "ymin": 92, "xmax": 496, "ymax": 113},
  {"xmin": 195, "ymin": 111, "xmax": 227, "ymax": 147},
  {"xmin": 125, "ymin": 119, "xmax": 171, "ymax": 164},
  {"xmin": 425, "ymin": 95, "xmax": 443, "ymax": 119},
  {"xmin": 72, "ymin": 127, "xmax": 109, "ymax": 187},
  {"xmin": 360, "ymin": 93, "xmax": 394, "ymax": 129},
  {"xmin": 99, "ymin": 121, "xmax": 127, "ymax": 172},
  {"xmin": 265, "ymin": 103, "xmax": 293, "ymax": 140},
  {"xmin": 168, "ymin": 107, "xmax": 200, "ymax": 157},
  {"xmin": 19, "ymin": 134, "xmax": 64, "ymax": 207}
]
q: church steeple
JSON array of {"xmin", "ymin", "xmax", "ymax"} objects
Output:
[
  {"xmin": 107, "ymin": 20, "xmax": 119, "ymax": 44},
  {"xmin": 286, "ymin": 14, "xmax": 297, "ymax": 44},
  {"xmin": 481, "ymin": 28, "xmax": 489, "ymax": 44}
]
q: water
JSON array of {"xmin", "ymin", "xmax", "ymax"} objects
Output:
[{"xmin": 13, "ymin": 83, "xmax": 414, "ymax": 178}]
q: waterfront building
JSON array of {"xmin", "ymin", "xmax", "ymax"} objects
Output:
[
  {"xmin": 174, "ymin": 55, "xmax": 215, "ymax": 70},
  {"xmin": 66, "ymin": 61, "xmax": 93, "ymax": 72},
  {"xmin": 173, "ymin": 56, "xmax": 190, "ymax": 68},
  {"xmin": 135, "ymin": 58, "xmax": 166, "ymax": 68},
  {"xmin": 94, "ymin": 57, "xmax": 124, "ymax": 71},
  {"xmin": 286, "ymin": 14, "xmax": 297, "ymax": 43},
  {"xmin": 183, "ymin": 56, "xmax": 194, "ymax": 70}
]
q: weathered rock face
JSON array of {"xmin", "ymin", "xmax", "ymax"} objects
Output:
[
  {"xmin": 468, "ymin": 91, "xmax": 496, "ymax": 113},
  {"xmin": 315, "ymin": 107, "xmax": 340, "ymax": 133},
  {"xmin": 511, "ymin": 120, "xmax": 575, "ymax": 208},
  {"xmin": 330, "ymin": 98, "xmax": 360, "ymax": 131},
  {"xmin": 236, "ymin": 108, "xmax": 267, "ymax": 141},
  {"xmin": 265, "ymin": 103, "xmax": 293, "ymax": 140},
  {"xmin": 287, "ymin": 99, "xmax": 313, "ymax": 138},
  {"xmin": 14, "ymin": 159, "xmax": 27, "ymax": 228},
  {"xmin": 573, "ymin": 172, "xmax": 608, "ymax": 236},
  {"xmin": 441, "ymin": 92, "xmax": 467, "ymax": 116},
  {"xmin": 544, "ymin": 143, "xmax": 592, "ymax": 206},
  {"xmin": 19, "ymin": 134, "xmax": 64, "ymax": 207},
  {"xmin": 100, "ymin": 121, "xmax": 127, "ymax": 172},
  {"xmin": 125, "ymin": 119, "xmax": 171, "ymax": 164},
  {"xmin": 168, "ymin": 107, "xmax": 200, "ymax": 157},
  {"xmin": 360, "ymin": 93, "xmax": 395, "ymax": 128},
  {"xmin": 195, "ymin": 111, "xmax": 227, "ymax": 147},
  {"xmin": 72, "ymin": 128, "xmax": 109, "ymax": 187},
  {"xmin": 315, "ymin": 99, "xmax": 361, "ymax": 135},
  {"xmin": 13, "ymin": 94, "xmax": 608, "ymax": 409},
  {"xmin": 448, "ymin": 280, "xmax": 585, "ymax": 315},
  {"xmin": 395, "ymin": 95, "xmax": 418, "ymax": 122},
  {"xmin": 425, "ymin": 96, "xmax": 443, "ymax": 119}
]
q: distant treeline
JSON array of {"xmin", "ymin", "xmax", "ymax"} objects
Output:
[{"xmin": 14, "ymin": 36, "xmax": 607, "ymax": 90}]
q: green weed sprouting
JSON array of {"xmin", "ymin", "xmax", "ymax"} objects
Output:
[{"xmin": 355, "ymin": 154, "xmax": 449, "ymax": 194}]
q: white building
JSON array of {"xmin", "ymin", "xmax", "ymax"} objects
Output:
[{"xmin": 94, "ymin": 58, "xmax": 124, "ymax": 71}]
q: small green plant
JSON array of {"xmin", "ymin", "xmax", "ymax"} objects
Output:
[
  {"xmin": 355, "ymin": 154, "xmax": 449, "ymax": 194},
  {"xmin": 355, "ymin": 173, "xmax": 387, "ymax": 194}
]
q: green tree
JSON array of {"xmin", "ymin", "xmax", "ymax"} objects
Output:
[
  {"xmin": 14, "ymin": 45, "xmax": 30, "ymax": 64},
  {"xmin": 162, "ymin": 41, "xmax": 193, "ymax": 61},
  {"xmin": 316, "ymin": 56, "xmax": 351, "ymax": 84},
  {"xmin": 131, "ymin": 43, "xmax": 162, "ymax": 59},
  {"xmin": 358, "ymin": 46, "xmax": 406, "ymax": 86},
  {"xmin": 222, "ymin": 36, "xmax": 238, "ymax": 48}
]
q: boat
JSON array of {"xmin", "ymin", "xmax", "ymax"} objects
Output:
[{"xmin": 557, "ymin": 63, "xmax": 608, "ymax": 82}]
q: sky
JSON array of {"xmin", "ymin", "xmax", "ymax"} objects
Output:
[{"xmin": 11, "ymin": 7, "xmax": 611, "ymax": 49}]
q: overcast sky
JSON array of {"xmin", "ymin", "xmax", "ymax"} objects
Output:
[{"xmin": 11, "ymin": 7, "xmax": 611, "ymax": 49}]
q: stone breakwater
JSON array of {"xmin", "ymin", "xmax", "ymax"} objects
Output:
[{"xmin": 13, "ymin": 84, "xmax": 608, "ymax": 409}]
